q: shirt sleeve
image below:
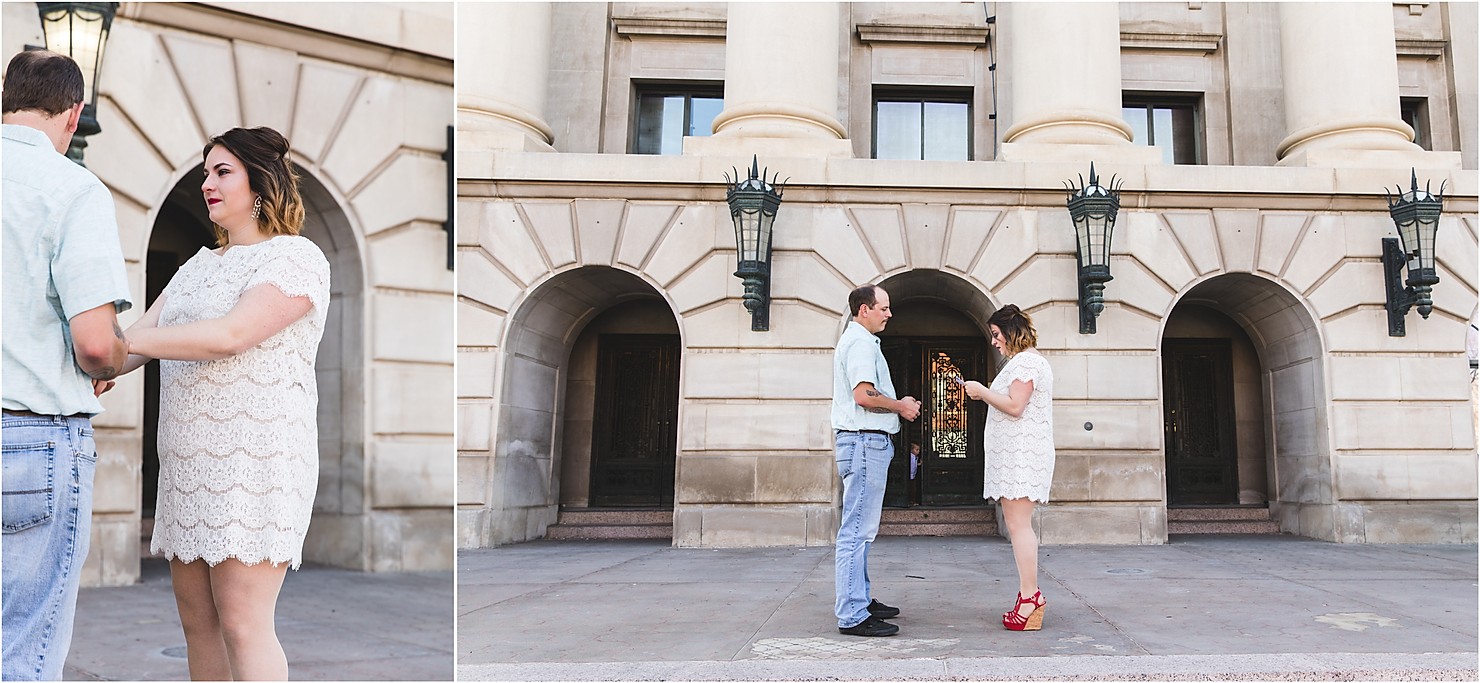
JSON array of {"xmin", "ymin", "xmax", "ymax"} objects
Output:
[
  {"xmin": 245, "ymin": 238, "xmax": 330, "ymax": 314},
  {"xmin": 52, "ymin": 180, "xmax": 133, "ymax": 320},
  {"xmin": 843, "ymin": 337, "xmax": 880, "ymax": 391}
]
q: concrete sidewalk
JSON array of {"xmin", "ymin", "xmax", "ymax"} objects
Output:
[
  {"xmin": 458, "ymin": 535, "xmax": 1477, "ymax": 681},
  {"xmin": 63, "ymin": 557, "xmax": 453, "ymax": 681}
]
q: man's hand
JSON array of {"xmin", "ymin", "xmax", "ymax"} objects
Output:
[
  {"xmin": 898, "ymin": 396, "xmax": 922, "ymax": 422},
  {"xmin": 92, "ymin": 379, "xmax": 115, "ymax": 397}
]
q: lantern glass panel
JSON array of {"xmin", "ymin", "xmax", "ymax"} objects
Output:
[
  {"xmin": 734, "ymin": 208, "xmax": 761, "ymax": 262},
  {"xmin": 1415, "ymin": 219, "xmax": 1438, "ymax": 271},
  {"xmin": 40, "ymin": 7, "xmax": 108, "ymax": 102},
  {"xmin": 756, "ymin": 211, "xmax": 774, "ymax": 261}
]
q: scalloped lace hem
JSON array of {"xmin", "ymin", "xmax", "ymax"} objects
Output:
[{"xmin": 153, "ymin": 550, "xmax": 303, "ymax": 571}]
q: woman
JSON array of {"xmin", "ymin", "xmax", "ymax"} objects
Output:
[
  {"xmin": 962, "ymin": 304, "xmax": 1054, "ymax": 631},
  {"xmin": 120, "ymin": 127, "xmax": 330, "ymax": 679}
]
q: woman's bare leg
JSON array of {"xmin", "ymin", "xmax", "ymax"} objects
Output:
[
  {"xmin": 210, "ymin": 559, "xmax": 290, "ymax": 680},
  {"xmin": 169, "ymin": 559, "xmax": 231, "ymax": 680},
  {"xmin": 1000, "ymin": 497, "xmax": 1040, "ymax": 618}
]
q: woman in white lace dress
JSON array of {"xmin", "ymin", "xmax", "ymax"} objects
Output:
[
  {"xmin": 119, "ymin": 127, "xmax": 329, "ymax": 679},
  {"xmin": 962, "ymin": 304, "xmax": 1054, "ymax": 632}
]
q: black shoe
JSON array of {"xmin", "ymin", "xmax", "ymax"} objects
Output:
[
  {"xmin": 868, "ymin": 599, "xmax": 901, "ymax": 619},
  {"xmin": 839, "ymin": 614, "xmax": 899, "ymax": 637}
]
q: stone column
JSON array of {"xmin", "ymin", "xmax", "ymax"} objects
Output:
[
  {"xmin": 687, "ymin": 2, "xmax": 852, "ymax": 157},
  {"xmin": 1275, "ymin": 3, "xmax": 1457, "ymax": 168},
  {"xmin": 458, "ymin": 2, "xmax": 555, "ymax": 152},
  {"xmin": 997, "ymin": 3, "xmax": 1161, "ymax": 164}
]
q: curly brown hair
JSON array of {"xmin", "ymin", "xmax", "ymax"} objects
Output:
[
  {"xmin": 988, "ymin": 304, "xmax": 1037, "ymax": 355},
  {"xmin": 202, "ymin": 127, "xmax": 304, "ymax": 246}
]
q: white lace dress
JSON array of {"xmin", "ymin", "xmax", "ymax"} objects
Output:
[
  {"xmin": 151, "ymin": 235, "xmax": 330, "ymax": 569},
  {"xmin": 982, "ymin": 350, "xmax": 1056, "ymax": 503}
]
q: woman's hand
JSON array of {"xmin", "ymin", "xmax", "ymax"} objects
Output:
[
  {"xmin": 118, "ymin": 295, "xmax": 167, "ymax": 375},
  {"xmin": 963, "ymin": 380, "xmax": 988, "ymax": 402}
]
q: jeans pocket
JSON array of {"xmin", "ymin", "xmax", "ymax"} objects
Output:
[{"xmin": 2, "ymin": 440, "xmax": 57, "ymax": 533}]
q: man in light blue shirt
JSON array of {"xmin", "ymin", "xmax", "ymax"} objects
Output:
[
  {"xmin": 831, "ymin": 284, "xmax": 920, "ymax": 637},
  {"xmin": 2, "ymin": 49, "xmax": 132, "ymax": 681}
]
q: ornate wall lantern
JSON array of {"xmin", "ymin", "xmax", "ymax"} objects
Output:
[
  {"xmin": 1065, "ymin": 163, "xmax": 1123, "ymax": 334},
  {"xmin": 1382, "ymin": 169, "xmax": 1446, "ymax": 336},
  {"xmin": 36, "ymin": 2, "xmax": 118, "ymax": 165},
  {"xmin": 725, "ymin": 156, "xmax": 785, "ymax": 331}
]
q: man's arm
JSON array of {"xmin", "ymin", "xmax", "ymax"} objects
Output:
[
  {"xmin": 853, "ymin": 382, "xmax": 922, "ymax": 421},
  {"xmin": 70, "ymin": 303, "xmax": 127, "ymax": 380}
]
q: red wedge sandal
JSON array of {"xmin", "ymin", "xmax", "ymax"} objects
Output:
[{"xmin": 1002, "ymin": 590, "xmax": 1046, "ymax": 631}]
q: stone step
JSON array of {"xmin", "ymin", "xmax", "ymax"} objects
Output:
[
  {"xmin": 555, "ymin": 509, "xmax": 673, "ymax": 525},
  {"xmin": 881, "ymin": 507, "xmax": 995, "ymax": 524},
  {"xmin": 545, "ymin": 524, "xmax": 672, "ymax": 540},
  {"xmin": 1167, "ymin": 506, "xmax": 1272, "ymax": 522},
  {"xmin": 1168, "ymin": 519, "xmax": 1283, "ymax": 535},
  {"xmin": 879, "ymin": 521, "xmax": 997, "ymax": 537},
  {"xmin": 546, "ymin": 508, "xmax": 674, "ymax": 541}
]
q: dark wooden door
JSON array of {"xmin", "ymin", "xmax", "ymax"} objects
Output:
[
  {"xmin": 590, "ymin": 334, "xmax": 679, "ymax": 507},
  {"xmin": 883, "ymin": 338, "xmax": 990, "ymax": 506},
  {"xmin": 1163, "ymin": 339, "xmax": 1238, "ymax": 505}
]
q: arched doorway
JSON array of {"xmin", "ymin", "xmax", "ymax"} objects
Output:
[
  {"xmin": 875, "ymin": 271, "xmax": 997, "ymax": 508},
  {"xmin": 1161, "ymin": 274, "xmax": 1330, "ymax": 536},
  {"xmin": 142, "ymin": 163, "xmax": 364, "ymax": 567},
  {"xmin": 491, "ymin": 266, "xmax": 682, "ymax": 544}
]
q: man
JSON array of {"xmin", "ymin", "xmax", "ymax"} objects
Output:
[
  {"xmin": 3, "ymin": 49, "xmax": 132, "ymax": 681},
  {"xmin": 831, "ymin": 284, "xmax": 921, "ymax": 637}
]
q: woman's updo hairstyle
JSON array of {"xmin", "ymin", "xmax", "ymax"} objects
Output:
[
  {"xmin": 202, "ymin": 126, "xmax": 304, "ymax": 246},
  {"xmin": 987, "ymin": 304, "xmax": 1037, "ymax": 356}
]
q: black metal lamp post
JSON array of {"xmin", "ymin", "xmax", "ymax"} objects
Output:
[
  {"xmin": 725, "ymin": 156, "xmax": 785, "ymax": 332},
  {"xmin": 36, "ymin": 2, "xmax": 118, "ymax": 165},
  {"xmin": 1065, "ymin": 163, "xmax": 1122, "ymax": 334},
  {"xmin": 1382, "ymin": 169, "xmax": 1446, "ymax": 337}
]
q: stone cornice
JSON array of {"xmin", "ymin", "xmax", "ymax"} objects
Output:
[
  {"xmin": 856, "ymin": 23, "xmax": 990, "ymax": 46},
  {"xmin": 120, "ymin": 2, "xmax": 452, "ymax": 85},
  {"xmin": 1396, "ymin": 39, "xmax": 1447, "ymax": 58},
  {"xmin": 1120, "ymin": 31, "xmax": 1222, "ymax": 53},
  {"xmin": 611, "ymin": 17, "xmax": 726, "ymax": 39}
]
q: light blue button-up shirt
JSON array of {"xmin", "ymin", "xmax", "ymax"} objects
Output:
[
  {"xmin": 3, "ymin": 124, "xmax": 133, "ymax": 416},
  {"xmin": 831, "ymin": 321, "xmax": 901, "ymax": 434}
]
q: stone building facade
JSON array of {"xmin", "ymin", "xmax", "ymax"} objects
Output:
[
  {"xmin": 3, "ymin": 2, "xmax": 455, "ymax": 585},
  {"xmin": 457, "ymin": 2, "xmax": 1478, "ymax": 548}
]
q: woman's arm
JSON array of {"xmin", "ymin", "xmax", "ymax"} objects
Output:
[
  {"xmin": 125, "ymin": 284, "xmax": 312, "ymax": 362},
  {"xmin": 118, "ymin": 294, "xmax": 168, "ymax": 375},
  {"xmin": 963, "ymin": 378, "xmax": 1034, "ymax": 418}
]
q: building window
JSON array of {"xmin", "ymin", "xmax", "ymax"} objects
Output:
[
  {"xmin": 873, "ymin": 89, "xmax": 972, "ymax": 161},
  {"xmin": 1401, "ymin": 97, "xmax": 1430, "ymax": 150},
  {"xmin": 1122, "ymin": 95, "xmax": 1202, "ymax": 165},
  {"xmin": 632, "ymin": 85, "xmax": 723, "ymax": 155}
]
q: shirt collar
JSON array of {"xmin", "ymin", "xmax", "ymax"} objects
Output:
[
  {"xmin": 2, "ymin": 123, "xmax": 55, "ymax": 150},
  {"xmin": 844, "ymin": 320, "xmax": 878, "ymax": 342}
]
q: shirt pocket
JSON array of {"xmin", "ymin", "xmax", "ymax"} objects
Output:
[{"xmin": 2, "ymin": 439, "xmax": 57, "ymax": 533}]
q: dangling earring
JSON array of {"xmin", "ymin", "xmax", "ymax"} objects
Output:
[{"xmin": 251, "ymin": 195, "xmax": 262, "ymax": 221}]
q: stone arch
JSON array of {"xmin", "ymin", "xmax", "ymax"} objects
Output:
[
  {"xmin": 487, "ymin": 265, "xmax": 684, "ymax": 545},
  {"xmin": 1161, "ymin": 272, "xmax": 1334, "ymax": 539},
  {"xmin": 140, "ymin": 159, "xmax": 368, "ymax": 569},
  {"xmin": 875, "ymin": 268, "xmax": 1000, "ymax": 340}
]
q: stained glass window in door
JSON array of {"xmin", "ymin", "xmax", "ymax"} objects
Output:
[{"xmin": 929, "ymin": 351, "xmax": 969, "ymax": 458}]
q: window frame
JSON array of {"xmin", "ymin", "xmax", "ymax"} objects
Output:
[
  {"xmin": 1121, "ymin": 92, "xmax": 1206, "ymax": 165},
  {"xmin": 870, "ymin": 86, "xmax": 974, "ymax": 161},
  {"xmin": 1400, "ymin": 97, "xmax": 1430, "ymax": 151},
  {"xmin": 629, "ymin": 81, "xmax": 725, "ymax": 156}
]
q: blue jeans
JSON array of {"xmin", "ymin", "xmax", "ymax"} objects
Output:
[
  {"xmin": 834, "ymin": 430, "xmax": 892, "ymax": 628},
  {"xmin": 2, "ymin": 414, "xmax": 96, "ymax": 681}
]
